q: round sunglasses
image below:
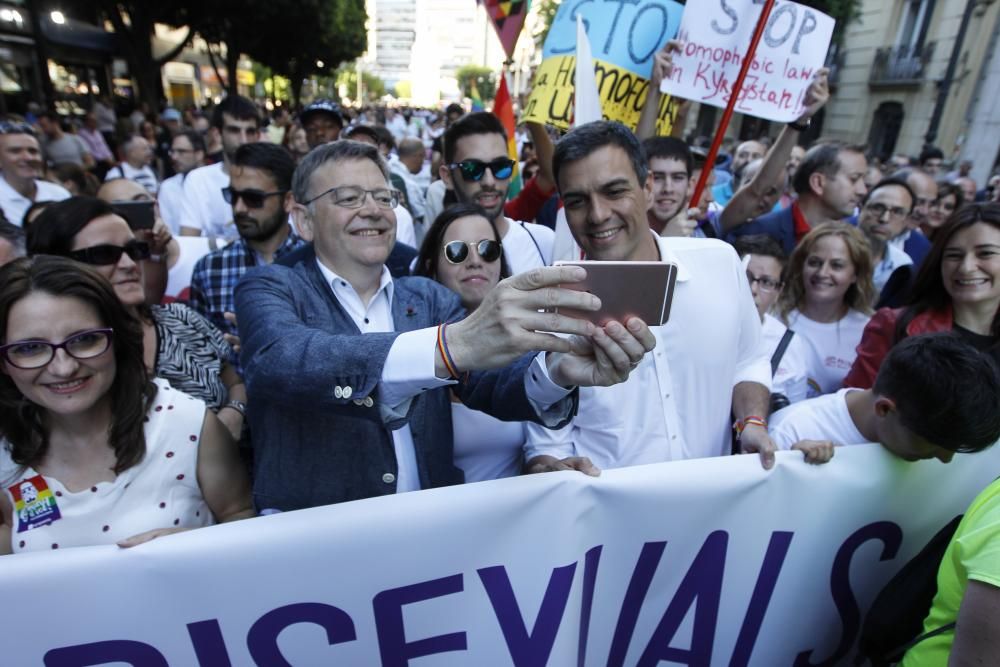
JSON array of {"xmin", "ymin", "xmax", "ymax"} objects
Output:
[
  {"xmin": 448, "ymin": 158, "xmax": 515, "ymax": 183},
  {"xmin": 442, "ymin": 239, "xmax": 502, "ymax": 264},
  {"xmin": 68, "ymin": 240, "xmax": 150, "ymax": 266}
]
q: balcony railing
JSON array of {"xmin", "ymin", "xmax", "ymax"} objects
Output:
[{"xmin": 870, "ymin": 42, "xmax": 935, "ymax": 86}]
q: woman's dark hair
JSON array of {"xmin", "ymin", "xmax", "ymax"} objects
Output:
[
  {"xmin": 898, "ymin": 202, "xmax": 1000, "ymax": 339},
  {"xmin": 0, "ymin": 256, "xmax": 156, "ymax": 475},
  {"xmin": 413, "ymin": 202, "xmax": 510, "ymax": 282},
  {"xmin": 25, "ymin": 196, "xmax": 116, "ymax": 257}
]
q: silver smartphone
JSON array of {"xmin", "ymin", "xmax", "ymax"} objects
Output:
[{"xmin": 554, "ymin": 261, "xmax": 678, "ymax": 326}]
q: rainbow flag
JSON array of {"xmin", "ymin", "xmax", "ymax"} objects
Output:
[
  {"xmin": 469, "ymin": 79, "xmax": 485, "ymax": 112},
  {"xmin": 492, "ymin": 73, "xmax": 522, "ymax": 197}
]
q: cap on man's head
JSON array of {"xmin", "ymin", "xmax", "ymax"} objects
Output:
[
  {"xmin": 300, "ymin": 99, "xmax": 344, "ymax": 127},
  {"xmin": 161, "ymin": 107, "xmax": 182, "ymax": 122},
  {"xmin": 690, "ymin": 146, "xmax": 727, "ymax": 169}
]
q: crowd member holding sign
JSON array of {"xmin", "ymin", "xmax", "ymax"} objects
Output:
[
  {"xmin": 234, "ymin": 140, "xmax": 655, "ymax": 511},
  {"xmin": 776, "ymin": 222, "xmax": 875, "ymax": 396},
  {"xmin": 0, "ymin": 256, "xmax": 253, "ymax": 553},
  {"xmin": 768, "ymin": 333, "xmax": 1000, "ymax": 464},
  {"xmin": 524, "ymin": 121, "xmax": 775, "ymax": 474},
  {"xmin": 414, "ymin": 203, "xmax": 530, "ymax": 482},
  {"xmin": 846, "ymin": 203, "xmax": 1000, "ymax": 389}
]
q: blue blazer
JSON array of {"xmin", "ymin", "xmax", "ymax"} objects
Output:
[
  {"xmin": 728, "ymin": 206, "xmax": 797, "ymax": 255},
  {"xmin": 234, "ymin": 253, "xmax": 573, "ymax": 511}
]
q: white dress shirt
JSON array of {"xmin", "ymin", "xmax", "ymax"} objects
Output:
[
  {"xmin": 315, "ymin": 259, "xmax": 570, "ymax": 492},
  {"xmin": 157, "ymin": 173, "xmax": 186, "ymax": 235},
  {"xmin": 873, "ymin": 242, "xmax": 913, "ymax": 293},
  {"xmin": 525, "ymin": 234, "xmax": 770, "ymax": 469},
  {"xmin": 0, "ymin": 174, "xmax": 70, "ymax": 227}
]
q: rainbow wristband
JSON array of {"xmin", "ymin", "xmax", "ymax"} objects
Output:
[
  {"xmin": 437, "ymin": 324, "xmax": 461, "ymax": 380},
  {"xmin": 734, "ymin": 415, "xmax": 768, "ymax": 438}
]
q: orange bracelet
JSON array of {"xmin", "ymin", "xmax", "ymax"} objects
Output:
[{"xmin": 734, "ymin": 415, "xmax": 768, "ymax": 437}]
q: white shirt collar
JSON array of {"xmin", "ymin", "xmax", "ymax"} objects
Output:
[
  {"xmin": 651, "ymin": 231, "xmax": 692, "ymax": 282},
  {"xmin": 315, "ymin": 258, "xmax": 395, "ymax": 305}
]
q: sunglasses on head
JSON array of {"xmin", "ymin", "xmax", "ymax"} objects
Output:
[
  {"xmin": 448, "ymin": 158, "xmax": 515, "ymax": 182},
  {"xmin": 68, "ymin": 240, "xmax": 150, "ymax": 266},
  {"xmin": 0, "ymin": 121, "xmax": 35, "ymax": 136},
  {"xmin": 442, "ymin": 239, "xmax": 502, "ymax": 264},
  {"xmin": 222, "ymin": 186, "xmax": 287, "ymax": 209}
]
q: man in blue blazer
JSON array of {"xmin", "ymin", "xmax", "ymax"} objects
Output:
[{"xmin": 235, "ymin": 140, "xmax": 656, "ymax": 511}]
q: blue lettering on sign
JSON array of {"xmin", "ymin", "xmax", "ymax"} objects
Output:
[{"xmin": 543, "ymin": 0, "xmax": 684, "ymax": 77}]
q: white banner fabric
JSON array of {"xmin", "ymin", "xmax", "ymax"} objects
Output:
[{"xmin": 2, "ymin": 445, "xmax": 998, "ymax": 666}]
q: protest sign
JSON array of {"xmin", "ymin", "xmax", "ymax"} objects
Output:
[
  {"xmin": 3, "ymin": 445, "xmax": 998, "ymax": 665},
  {"xmin": 522, "ymin": 0, "xmax": 683, "ymax": 133},
  {"xmin": 660, "ymin": 0, "xmax": 835, "ymax": 122}
]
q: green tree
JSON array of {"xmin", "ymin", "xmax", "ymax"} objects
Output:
[
  {"xmin": 455, "ymin": 65, "xmax": 496, "ymax": 103},
  {"xmin": 335, "ymin": 66, "xmax": 387, "ymax": 104},
  {"xmin": 393, "ymin": 80, "xmax": 412, "ymax": 100}
]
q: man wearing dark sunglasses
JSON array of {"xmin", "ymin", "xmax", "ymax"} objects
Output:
[
  {"xmin": 234, "ymin": 139, "xmax": 656, "ymax": 513},
  {"xmin": 190, "ymin": 143, "xmax": 304, "ymax": 350},
  {"xmin": 0, "ymin": 123, "xmax": 70, "ymax": 226},
  {"xmin": 440, "ymin": 113, "xmax": 554, "ymax": 275}
]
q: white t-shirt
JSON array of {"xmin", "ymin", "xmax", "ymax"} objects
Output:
[
  {"xmin": 761, "ymin": 313, "xmax": 810, "ymax": 404},
  {"xmin": 157, "ymin": 173, "xmax": 186, "ymax": 235},
  {"xmin": 769, "ymin": 388, "xmax": 869, "ymax": 450},
  {"xmin": 394, "ymin": 203, "xmax": 417, "ymax": 248},
  {"xmin": 450, "ymin": 402, "xmax": 525, "ymax": 483},
  {"xmin": 502, "ymin": 217, "xmax": 554, "ymax": 274},
  {"xmin": 873, "ymin": 243, "xmax": 913, "ymax": 293},
  {"xmin": 179, "ymin": 162, "xmax": 234, "ymax": 240},
  {"xmin": 424, "ymin": 179, "xmax": 447, "ymax": 228},
  {"xmin": 0, "ymin": 174, "xmax": 70, "ymax": 227},
  {"xmin": 0, "ymin": 378, "xmax": 213, "ymax": 552},
  {"xmin": 165, "ymin": 236, "xmax": 222, "ymax": 303},
  {"xmin": 785, "ymin": 308, "xmax": 871, "ymax": 397},
  {"xmin": 105, "ymin": 161, "xmax": 158, "ymax": 195}
]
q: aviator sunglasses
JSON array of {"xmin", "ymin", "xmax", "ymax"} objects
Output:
[
  {"xmin": 222, "ymin": 186, "xmax": 288, "ymax": 209},
  {"xmin": 448, "ymin": 158, "xmax": 515, "ymax": 183},
  {"xmin": 68, "ymin": 240, "xmax": 151, "ymax": 266},
  {"xmin": 442, "ymin": 239, "xmax": 502, "ymax": 264}
]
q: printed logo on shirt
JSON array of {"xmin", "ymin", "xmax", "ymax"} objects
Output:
[
  {"xmin": 8, "ymin": 475, "xmax": 61, "ymax": 533},
  {"xmin": 824, "ymin": 356, "xmax": 853, "ymax": 371}
]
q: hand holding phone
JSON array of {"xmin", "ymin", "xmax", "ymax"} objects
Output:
[{"xmin": 554, "ymin": 261, "xmax": 678, "ymax": 326}]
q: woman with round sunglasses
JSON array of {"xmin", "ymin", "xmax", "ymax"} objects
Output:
[
  {"xmin": 846, "ymin": 203, "xmax": 1000, "ymax": 389},
  {"xmin": 414, "ymin": 203, "xmax": 530, "ymax": 482},
  {"xmin": 0, "ymin": 256, "xmax": 253, "ymax": 553},
  {"xmin": 25, "ymin": 197, "xmax": 247, "ymax": 442}
]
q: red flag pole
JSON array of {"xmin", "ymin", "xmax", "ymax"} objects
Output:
[{"xmin": 688, "ymin": 0, "xmax": 776, "ymax": 208}]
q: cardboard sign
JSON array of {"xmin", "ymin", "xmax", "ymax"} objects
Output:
[
  {"xmin": 660, "ymin": 0, "xmax": 834, "ymax": 122},
  {"xmin": 523, "ymin": 0, "xmax": 684, "ymax": 132}
]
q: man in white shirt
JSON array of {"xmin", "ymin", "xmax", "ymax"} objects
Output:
[
  {"xmin": 0, "ymin": 123, "xmax": 70, "ymax": 226},
  {"xmin": 179, "ymin": 95, "xmax": 261, "ymax": 240},
  {"xmin": 857, "ymin": 177, "xmax": 916, "ymax": 308},
  {"xmin": 440, "ymin": 112, "xmax": 554, "ymax": 273},
  {"xmin": 388, "ymin": 137, "xmax": 429, "ymax": 224},
  {"xmin": 768, "ymin": 333, "xmax": 1000, "ymax": 464},
  {"xmin": 525, "ymin": 121, "xmax": 776, "ymax": 473},
  {"xmin": 104, "ymin": 135, "xmax": 159, "ymax": 195},
  {"xmin": 233, "ymin": 139, "xmax": 656, "ymax": 510},
  {"xmin": 157, "ymin": 130, "xmax": 206, "ymax": 234}
]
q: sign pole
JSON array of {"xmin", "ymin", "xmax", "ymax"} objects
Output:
[{"xmin": 688, "ymin": 0, "xmax": 776, "ymax": 209}]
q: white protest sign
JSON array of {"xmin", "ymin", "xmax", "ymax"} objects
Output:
[
  {"xmin": 660, "ymin": 0, "xmax": 835, "ymax": 122},
  {"xmin": 2, "ymin": 445, "xmax": 996, "ymax": 666}
]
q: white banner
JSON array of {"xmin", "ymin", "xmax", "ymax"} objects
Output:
[
  {"xmin": 660, "ymin": 0, "xmax": 835, "ymax": 122},
  {"xmin": 3, "ymin": 445, "xmax": 998, "ymax": 666}
]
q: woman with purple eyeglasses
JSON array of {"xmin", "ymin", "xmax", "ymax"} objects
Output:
[
  {"xmin": 25, "ymin": 196, "xmax": 247, "ymax": 443},
  {"xmin": 0, "ymin": 256, "xmax": 252, "ymax": 553}
]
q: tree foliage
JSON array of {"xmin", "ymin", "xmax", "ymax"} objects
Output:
[
  {"xmin": 455, "ymin": 65, "xmax": 497, "ymax": 103},
  {"xmin": 335, "ymin": 66, "xmax": 387, "ymax": 103}
]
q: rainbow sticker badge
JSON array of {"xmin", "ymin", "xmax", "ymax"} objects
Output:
[{"xmin": 8, "ymin": 475, "xmax": 61, "ymax": 533}]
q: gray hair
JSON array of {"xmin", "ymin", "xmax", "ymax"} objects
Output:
[{"xmin": 292, "ymin": 140, "xmax": 391, "ymax": 205}]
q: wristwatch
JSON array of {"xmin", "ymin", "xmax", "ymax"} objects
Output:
[
  {"xmin": 788, "ymin": 118, "xmax": 811, "ymax": 132},
  {"xmin": 224, "ymin": 399, "xmax": 247, "ymax": 417}
]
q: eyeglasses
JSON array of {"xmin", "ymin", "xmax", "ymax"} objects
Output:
[
  {"xmin": 303, "ymin": 186, "xmax": 400, "ymax": 209},
  {"xmin": 68, "ymin": 240, "xmax": 150, "ymax": 266},
  {"xmin": 0, "ymin": 328, "xmax": 113, "ymax": 370},
  {"xmin": 864, "ymin": 202, "xmax": 909, "ymax": 219},
  {"xmin": 222, "ymin": 187, "xmax": 288, "ymax": 209},
  {"xmin": 448, "ymin": 158, "xmax": 515, "ymax": 182},
  {"xmin": 746, "ymin": 271, "xmax": 781, "ymax": 293},
  {"xmin": 0, "ymin": 121, "xmax": 35, "ymax": 136},
  {"xmin": 442, "ymin": 239, "xmax": 502, "ymax": 264}
]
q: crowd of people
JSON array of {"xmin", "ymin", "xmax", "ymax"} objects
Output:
[{"xmin": 1, "ymin": 41, "xmax": 999, "ymax": 661}]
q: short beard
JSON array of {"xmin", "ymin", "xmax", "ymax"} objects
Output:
[{"xmin": 236, "ymin": 211, "xmax": 286, "ymax": 243}]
